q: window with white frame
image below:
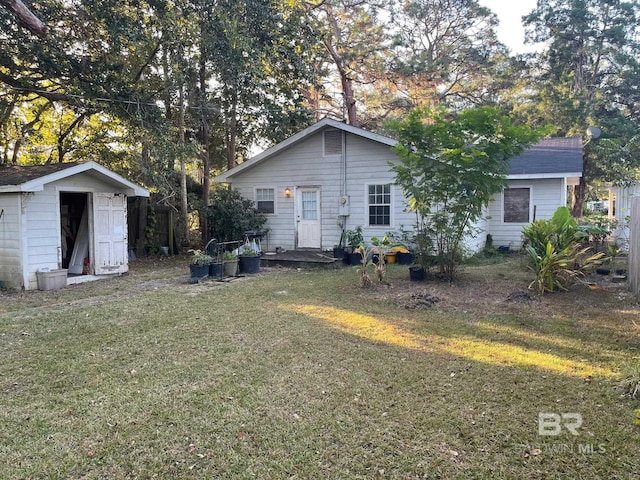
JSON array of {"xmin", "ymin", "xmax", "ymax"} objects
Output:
[
  {"xmin": 503, "ymin": 187, "xmax": 530, "ymax": 223},
  {"xmin": 255, "ymin": 188, "xmax": 275, "ymax": 214},
  {"xmin": 368, "ymin": 184, "xmax": 391, "ymax": 226}
]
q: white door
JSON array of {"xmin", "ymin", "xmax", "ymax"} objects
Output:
[
  {"xmin": 94, "ymin": 193, "xmax": 128, "ymax": 274},
  {"xmin": 296, "ymin": 188, "xmax": 321, "ymax": 249}
]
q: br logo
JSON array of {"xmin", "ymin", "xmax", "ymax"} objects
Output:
[{"xmin": 538, "ymin": 413, "xmax": 583, "ymax": 436}]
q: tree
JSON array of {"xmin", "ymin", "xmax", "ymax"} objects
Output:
[
  {"xmin": 205, "ymin": 188, "xmax": 266, "ymax": 243},
  {"xmin": 388, "ymin": 0, "xmax": 505, "ymax": 110},
  {"xmin": 521, "ymin": 0, "xmax": 640, "ymax": 216},
  {"xmin": 305, "ymin": 0, "xmax": 389, "ymax": 126},
  {"xmin": 391, "ymin": 106, "xmax": 542, "ymax": 279},
  {"xmin": 0, "ymin": 0, "xmax": 46, "ymax": 37}
]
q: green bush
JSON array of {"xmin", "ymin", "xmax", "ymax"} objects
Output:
[
  {"xmin": 206, "ymin": 188, "xmax": 267, "ymax": 243},
  {"xmin": 523, "ymin": 207, "xmax": 602, "ymax": 293}
]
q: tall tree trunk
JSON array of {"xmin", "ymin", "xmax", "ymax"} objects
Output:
[
  {"xmin": 571, "ymin": 153, "xmax": 589, "ymax": 217},
  {"xmin": 226, "ymin": 89, "xmax": 238, "ymax": 170},
  {"xmin": 54, "ymin": 113, "xmax": 85, "ymax": 163},
  {"xmin": 178, "ymin": 83, "xmax": 189, "ymax": 248},
  {"xmin": 323, "ymin": 37, "xmax": 358, "ymax": 126},
  {"xmin": 198, "ymin": 46, "xmax": 210, "ymax": 245}
]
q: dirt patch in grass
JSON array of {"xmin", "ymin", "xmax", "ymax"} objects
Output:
[{"xmin": 351, "ymin": 256, "xmax": 634, "ymax": 317}]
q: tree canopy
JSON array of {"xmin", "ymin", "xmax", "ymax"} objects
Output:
[
  {"xmin": 391, "ymin": 106, "xmax": 543, "ymax": 278},
  {"xmin": 1, "ymin": 0, "xmax": 639, "ymax": 246}
]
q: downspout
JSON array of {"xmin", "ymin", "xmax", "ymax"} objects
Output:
[
  {"xmin": 341, "ymin": 130, "xmax": 347, "ymax": 198},
  {"xmin": 338, "ymin": 130, "xmax": 348, "ymax": 245}
]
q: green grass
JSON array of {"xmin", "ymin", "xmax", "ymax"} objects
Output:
[{"xmin": 0, "ymin": 256, "xmax": 639, "ymax": 479}]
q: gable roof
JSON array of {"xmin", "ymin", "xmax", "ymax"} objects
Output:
[
  {"xmin": 214, "ymin": 118, "xmax": 583, "ymax": 182},
  {"xmin": 214, "ymin": 118, "xmax": 397, "ymax": 182},
  {"xmin": 508, "ymin": 136, "xmax": 583, "ymax": 178},
  {"xmin": 0, "ymin": 161, "xmax": 149, "ymax": 197}
]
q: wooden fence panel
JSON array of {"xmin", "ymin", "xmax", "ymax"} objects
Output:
[{"xmin": 629, "ymin": 196, "xmax": 640, "ymax": 296}]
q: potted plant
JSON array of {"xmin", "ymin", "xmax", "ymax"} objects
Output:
[
  {"xmin": 408, "ymin": 226, "xmax": 435, "ymax": 281},
  {"xmin": 333, "ymin": 228, "xmax": 346, "ymax": 260},
  {"xmin": 209, "ymin": 254, "xmax": 223, "ymax": 278},
  {"xmin": 188, "ymin": 249, "xmax": 212, "ymax": 279},
  {"xmin": 238, "ymin": 243, "xmax": 261, "ymax": 274},
  {"xmin": 394, "ymin": 227, "xmax": 415, "ymax": 265},
  {"xmin": 222, "ymin": 250, "xmax": 239, "ymax": 277},
  {"xmin": 345, "ymin": 226, "xmax": 364, "ymax": 265}
]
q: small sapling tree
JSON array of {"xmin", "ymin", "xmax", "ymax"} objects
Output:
[{"xmin": 391, "ymin": 106, "xmax": 543, "ymax": 280}]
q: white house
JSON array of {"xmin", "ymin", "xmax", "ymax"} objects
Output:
[
  {"xmin": 213, "ymin": 119, "xmax": 582, "ymax": 252},
  {"xmin": 481, "ymin": 136, "xmax": 583, "ymax": 249},
  {"xmin": 0, "ymin": 161, "xmax": 149, "ymax": 290}
]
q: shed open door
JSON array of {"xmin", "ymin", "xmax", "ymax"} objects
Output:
[{"xmin": 94, "ymin": 193, "xmax": 128, "ymax": 274}]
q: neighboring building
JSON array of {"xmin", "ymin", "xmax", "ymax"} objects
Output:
[
  {"xmin": 0, "ymin": 161, "xmax": 149, "ymax": 290},
  {"xmin": 213, "ymin": 118, "xmax": 582, "ymax": 252},
  {"xmin": 610, "ymin": 185, "xmax": 637, "ymax": 250}
]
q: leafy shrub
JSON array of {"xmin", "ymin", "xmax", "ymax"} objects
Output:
[
  {"xmin": 522, "ymin": 206, "xmax": 586, "ymax": 256},
  {"xmin": 206, "ymin": 188, "xmax": 267, "ymax": 243},
  {"xmin": 523, "ymin": 207, "xmax": 602, "ymax": 293}
]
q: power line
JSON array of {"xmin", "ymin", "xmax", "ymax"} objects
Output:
[{"xmin": 3, "ymin": 84, "xmax": 337, "ymax": 116}]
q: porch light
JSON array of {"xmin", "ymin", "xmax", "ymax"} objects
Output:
[{"xmin": 284, "ymin": 187, "xmax": 292, "ymax": 198}]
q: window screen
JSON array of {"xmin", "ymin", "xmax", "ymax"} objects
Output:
[
  {"xmin": 503, "ymin": 188, "xmax": 530, "ymax": 223},
  {"xmin": 256, "ymin": 188, "xmax": 275, "ymax": 214}
]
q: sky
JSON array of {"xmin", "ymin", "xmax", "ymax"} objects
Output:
[{"xmin": 478, "ymin": 0, "xmax": 539, "ymax": 54}]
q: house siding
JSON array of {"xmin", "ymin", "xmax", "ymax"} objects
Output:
[
  {"xmin": 484, "ymin": 178, "xmax": 565, "ymax": 249},
  {"xmin": 0, "ymin": 193, "xmax": 23, "ymax": 288},
  {"xmin": 229, "ymin": 130, "xmax": 414, "ymax": 250},
  {"xmin": 23, "ymin": 184, "xmax": 60, "ymax": 289},
  {"xmin": 343, "ymin": 135, "xmax": 414, "ymax": 243},
  {"xmin": 217, "ymin": 123, "xmax": 577, "ymax": 255}
]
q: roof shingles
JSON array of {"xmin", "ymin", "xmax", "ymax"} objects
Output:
[
  {"xmin": 0, "ymin": 162, "xmax": 80, "ymax": 187},
  {"xmin": 508, "ymin": 137, "xmax": 583, "ymax": 175}
]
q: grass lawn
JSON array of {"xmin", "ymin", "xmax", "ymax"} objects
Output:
[{"xmin": 0, "ymin": 255, "xmax": 639, "ymax": 479}]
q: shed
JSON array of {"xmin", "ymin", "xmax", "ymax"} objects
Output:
[{"xmin": 0, "ymin": 161, "xmax": 149, "ymax": 290}]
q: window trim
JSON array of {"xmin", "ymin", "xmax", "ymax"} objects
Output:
[
  {"xmin": 254, "ymin": 187, "xmax": 277, "ymax": 215},
  {"xmin": 366, "ymin": 183, "xmax": 393, "ymax": 227},
  {"xmin": 502, "ymin": 186, "xmax": 533, "ymax": 224}
]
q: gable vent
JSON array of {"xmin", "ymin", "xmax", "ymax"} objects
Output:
[{"xmin": 323, "ymin": 129, "xmax": 343, "ymax": 156}]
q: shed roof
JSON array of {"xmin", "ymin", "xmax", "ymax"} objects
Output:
[{"xmin": 0, "ymin": 161, "xmax": 149, "ymax": 197}]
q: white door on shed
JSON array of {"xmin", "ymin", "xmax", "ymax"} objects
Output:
[
  {"xmin": 94, "ymin": 193, "xmax": 128, "ymax": 274},
  {"xmin": 296, "ymin": 188, "xmax": 321, "ymax": 249}
]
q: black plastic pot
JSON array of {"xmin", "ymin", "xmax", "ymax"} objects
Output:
[
  {"xmin": 396, "ymin": 252, "xmax": 413, "ymax": 265},
  {"xmin": 209, "ymin": 261, "xmax": 223, "ymax": 278},
  {"xmin": 239, "ymin": 255, "xmax": 261, "ymax": 274},
  {"xmin": 348, "ymin": 252, "xmax": 363, "ymax": 266},
  {"xmin": 333, "ymin": 246, "xmax": 345, "ymax": 259},
  {"xmin": 189, "ymin": 263, "xmax": 209, "ymax": 279},
  {"xmin": 409, "ymin": 266, "xmax": 425, "ymax": 281}
]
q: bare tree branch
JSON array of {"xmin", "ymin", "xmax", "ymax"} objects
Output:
[{"xmin": 0, "ymin": 0, "xmax": 47, "ymax": 37}]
